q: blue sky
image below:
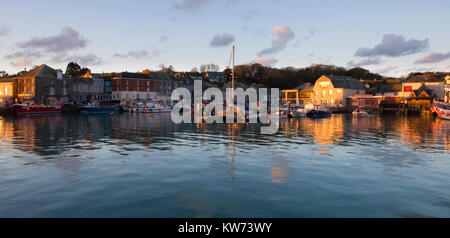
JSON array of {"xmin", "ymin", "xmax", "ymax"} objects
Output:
[{"xmin": 1, "ymin": 0, "xmax": 449, "ymax": 77}]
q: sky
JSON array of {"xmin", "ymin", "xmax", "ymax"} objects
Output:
[{"xmin": 0, "ymin": 0, "xmax": 449, "ymax": 77}]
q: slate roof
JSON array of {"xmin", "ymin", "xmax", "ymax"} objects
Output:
[
  {"xmin": 412, "ymin": 84, "xmax": 436, "ymax": 98},
  {"xmin": 294, "ymin": 83, "xmax": 313, "ymax": 91},
  {"xmin": 325, "ymin": 75, "xmax": 365, "ymax": 90},
  {"xmin": 206, "ymin": 71, "xmax": 225, "ymax": 79},
  {"xmin": 16, "ymin": 64, "xmax": 57, "ymax": 78}
]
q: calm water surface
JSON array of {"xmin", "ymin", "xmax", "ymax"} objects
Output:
[{"xmin": 0, "ymin": 113, "xmax": 449, "ymax": 217}]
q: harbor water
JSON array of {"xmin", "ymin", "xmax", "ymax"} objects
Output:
[{"xmin": 0, "ymin": 113, "xmax": 449, "ymax": 217}]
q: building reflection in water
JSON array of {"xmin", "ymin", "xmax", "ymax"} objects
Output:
[{"xmin": 0, "ymin": 113, "xmax": 448, "ymax": 181}]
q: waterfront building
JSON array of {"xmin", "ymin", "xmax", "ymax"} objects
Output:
[
  {"xmin": 110, "ymin": 71, "xmax": 177, "ymax": 106},
  {"xmin": 405, "ymin": 84, "xmax": 437, "ymax": 111},
  {"xmin": 281, "ymin": 83, "xmax": 313, "ymax": 106},
  {"xmin": 400, "ymin": 78, "xmax": 445, "ymax": 99},
  {"xmin": 351, "ymin": 94, "xmax": 383, "ymax": 110},
  {"xmin": 312, "ymin": 75, "xmax": 365, "ymax": 110},
  {"xmin": 0, "ymin": 78, "xmax": 14, "ymax": 106},
  {"xmin": 67, "ymin": 71, "xmax": 107, "ymax": 104},
  {"xmin": 204, "ymin": 72, "xmax": 225, "ymax": 83},
  {"xmin": 5, "ymin": 64, "xmax": 65, "ymax": 104}
]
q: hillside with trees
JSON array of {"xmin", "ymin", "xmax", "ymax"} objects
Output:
[{"xmin": 224, "ymin": 64, "xmax": 384, "ymax": 89}]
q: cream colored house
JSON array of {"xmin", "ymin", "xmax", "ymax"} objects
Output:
[
  {"xmin": 312, "ymin": 75, "xmax": 365, "ymax": 108},
  {"xmin": 400, "ymin": 80, "xmax": 445, "ymax": 99},
  {"xmin": 0, "ymin": 79, "xmax": 14, "ymax": 105}
]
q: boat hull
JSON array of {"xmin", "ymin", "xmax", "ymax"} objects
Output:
[
  {"xmin": 13, "ymin": 105, "xmax": 61, "ymax": 115},
  {"xmin": 306, "ymin": 110, "xmax": 331, "ymax": 118},
  {"xmin": 431, "ymin": 103, "xmax": 450, "ymax": 120},
  {"xmin": 80, "ymin": 107, "xmax": 119, "ymax": 114}
]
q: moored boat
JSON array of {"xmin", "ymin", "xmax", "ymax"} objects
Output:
[
  {"xmin": 431, "ymin": 102, "xmax": 450, "ymax": 120},
  {"xmin": 352, "ymin": 107, "xmax": 369, "ymax": 116},
  {"xmin": 79, "ymin": 103, "xmax": 119, "ymax": 114},
  {"xmin": 306, "ymin": 109, "xmax": 331, "ymax": 118},
  {"xmin": 13, "ymin": 104, "xmax": 61, "ymax": 115}
]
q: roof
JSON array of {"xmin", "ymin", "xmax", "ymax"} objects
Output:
[
  {"xmin": 0, "ymin": 78, "xmax": 13, "ymax": 83},
  {"xmin": 206, "ymin": 71, "xmax": 225, "ymax": 78},
  {"xmin": 411, "ymin": 84, "xmax": 436, "ymax": 98},
  {"xmin": 108, "ymin": 71, "xmax": 175, "ymax": 80},
  {"xmin": 325, "ymin": 75, "xmax": 365, "ymax": 90},
  {"xmin": 295, "ymin": 82, "xmax": 313, "ymax": 91},
  {"xmin": 15, "ymin": 64, "xmax": 57, "ymax": 78}
]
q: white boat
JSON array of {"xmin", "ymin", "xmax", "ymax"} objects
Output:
[
  {"xmin": 431, "ymin": 102, "xmax": 450, "ymax": 120},
  {"xmin": 292, "ymin": 103, "xmax": 314, "ymax": 117},
  {"xmin": 352, "ymin": 107, "xmax": 369, "ymax": 116}
]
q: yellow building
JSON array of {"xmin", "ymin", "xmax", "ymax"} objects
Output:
[
  {"xmin": 281, "ymin": 83, "xmax": 314, "ymax": 106},
  {"xmin": 0, "ymin": 79, "xmax": 14, "ymax": 105},
  {"xmin": 312, "ymin": 75, "xmax": 365, "ymax": 109}
]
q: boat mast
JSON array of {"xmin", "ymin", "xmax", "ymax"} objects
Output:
[{"xmin": 232, "ymin": 45, "xmax": 235, "ymax": 92}]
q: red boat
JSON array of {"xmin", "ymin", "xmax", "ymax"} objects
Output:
[{"xmin": 13, "ymin": 104, "xmax": 62, "ymax": 115}]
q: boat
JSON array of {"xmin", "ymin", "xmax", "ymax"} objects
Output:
[
  {"xmin": 79, "ymin": 102, "xmax": 119, "ymax": 114},
  {"xmin": 431, "ymin": 102, "xmax": 450, "ymax": 120},
  {"xmin": 292, "ymin": 103, "xmax": 314, "ymax": 117},
  {"xmin": 352, "ymin": 107, "xmax": 369, "ymax": 116},
  {"xmin": 306, "ymin": 109, "xmax": 331, "ymax": 118},
  {"xmin": 431, "ymin": 78, "xmax": 450, "ymax": 120},
  {"xmin": 13, "ymin": 103, "xmax": 61, "ymax": 115}
]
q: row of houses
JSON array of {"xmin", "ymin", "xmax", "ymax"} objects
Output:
[
  {"xmin": 174, "ymin": 71, "xmax": 226, "ymax": 83},
  {"xmin": 281, "ymin": 74, "xmax": 450, "ymax": 112},
  {"xmin": 0, "ymin": 64, "xmax": 177, "ymax": 107}
]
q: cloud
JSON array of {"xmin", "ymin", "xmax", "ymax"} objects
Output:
[
  {"xmin": 113, "ymin": 50, "xmax": 149, "ymax": 59},
  {"xmin": 5, "ymin": 50, "xmax": 43, "ymax": 59},
  {"xmin": 51, "ymin": 53, "xmax": 103, "ymax": 66},
  {"xmin": 17, "ymin": 26, "xmax": 88, "ymax": 53},
  {"xmin": 0, "ymin": 25, "xmax": 11, "ymax": 37},
  {"xmin": 355, "ymin": 34, "xmax": 429, "ymax": 57},
  {"xmin": 252, "ymin": 56, "xmax": 278, "ymax": 67},
  {"xmin": 293, "ymin": 29, "xmax": 317, "ymax": 47},
  {"xmin": 113, "ymin": 49, "xmax": 164, "ymax": 59},
  {"xmin": 210, "ymin": 33, "xmax": 235, "ymax": 47},
  {"xmin": 238, "ymin": 9, "xmax": 261, "ymax": 20},
  {"xmin": 242, "ymin": 27, "xmax": 266, "ymax": 38},
  {"xmin": 258, "ymin": 25, "xmax": 295, "ymax": 56},
  {"xmin": 173, "ymin": 0, "xmax": 214, "ymax": 10},
  {"xmin": 347, "ymin": 57, "xmax": 381, "ymax": 67},
  {"xmin": 415, "ymin": 52, "xmax": 450, "ymax": 64},
  {"xmin": 10, "ymin": 58, "xmax": 32, "ymax": 68},
  {"xmin": 375, "ymin": 65, "xmax": 397, "ymax": 74},
  {"xmin": 160, "ymin": 35, "xmax": 168, "ymax": 43}
]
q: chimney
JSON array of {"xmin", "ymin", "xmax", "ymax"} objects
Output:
[{"xmin": 56, "ymin": 69, "xmax": 63, "ymax": 80}]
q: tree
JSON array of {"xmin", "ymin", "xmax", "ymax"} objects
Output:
[
  {"xmin": 0, "ymin": 71, "xmax": 8, "ymax": 78},
  {"xmin": 158, "ymin": 64, "xmax": 175, "ymax": 74},
  {"xmin": 66, "ymin": 62, "xmax": 90, "ymax": 77},
  {"xmin": 191, "ymin": 67, "xmax": 199, "ymax": 73}
]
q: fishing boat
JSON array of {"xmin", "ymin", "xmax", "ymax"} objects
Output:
[
  {"xmin": 431, "ymin": 102, "xmax": 450, "ymax": 120},
  {"xmin": 292, "ymin": 103, "xmax": 314, "ymax": 117},
  {"xmin": 13, "ymin": 103, "xmax": 61, "ymax": 115},
  {"xmin": 431, "ymin": 78, "xmax": 450, "ymax": 120},
  {"xmin": 352, "ymin": 107, "xmax": 369, "ymax": 116},
  {"xmin": 305, "ymin": 105, "xmax": 331, "ymax": 118},
  {"xmin": 79, "ymin": 102, "xmax": 119, "ymax": 114}
]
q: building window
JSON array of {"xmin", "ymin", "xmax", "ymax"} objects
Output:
[
  {"xmin": 315, "ymin": 90, "xmax": 319, "ymax": 96},
  {"xmin": 337, "ymin": 89, "xmax": 342, "ymax": 94},
  {"xmin": 329, "ymin": 89, "xmax": 333, "ymax": 95},
  {"xmin": 322, "ymin": 90, "xmax": 326, "ymax": 98}
]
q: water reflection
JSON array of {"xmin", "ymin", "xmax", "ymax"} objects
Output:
[{"xmin": 0, "ymin": 113, "xmax": 449, "ymax": 217}]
